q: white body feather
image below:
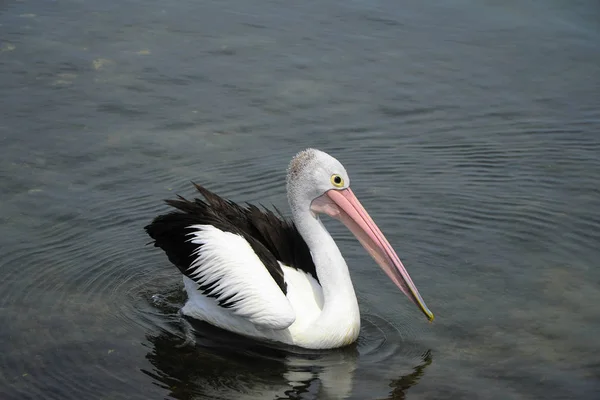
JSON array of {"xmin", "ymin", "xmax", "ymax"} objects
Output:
[{"xmin": 181, "ymin": 224, "xmax": 360, "ymax": 349}]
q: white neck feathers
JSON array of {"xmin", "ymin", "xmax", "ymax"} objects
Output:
[{"xmin": 291, "ymin": 207, "xmax": 361, "ymax": 347}]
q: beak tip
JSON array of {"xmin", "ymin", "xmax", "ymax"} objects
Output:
[{"xmin": 424, "ymin": 309, "xmax": 434, "ymax": 323}]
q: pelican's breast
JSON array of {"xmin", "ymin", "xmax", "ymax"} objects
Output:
[{"xmin": 281, "ymin": 264, "xmax": 324, "ymax": 333}]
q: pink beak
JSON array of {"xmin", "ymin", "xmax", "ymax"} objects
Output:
[{"xmin": 311, "ymin": 188, "xmax": 434, "ymax": 322}]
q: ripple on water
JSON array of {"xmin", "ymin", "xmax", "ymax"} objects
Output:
[
  {"xmin": 124, "ymin": 280, "xmax": 433, "ymax": 400},
  {"xmin": 0, "ymin": 184, "xmax": 176, "ymax": 398}
]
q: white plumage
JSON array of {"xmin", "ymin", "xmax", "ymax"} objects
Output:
[
  {"xmin": 187, "ymin": 224, "xmax": 295, "ymax": 330},
  {"xmin": 182, "ymin": 224, "xmax": 352, "ymax": 349}
]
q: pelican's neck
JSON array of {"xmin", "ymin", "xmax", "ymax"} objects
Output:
[{"xmin": 292, "ymin": 208, "xmax": 360, "ymax": 339}]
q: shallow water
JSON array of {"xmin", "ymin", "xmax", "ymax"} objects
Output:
[{"xmin": 1, "ymin": 0, "xmax": 600, "ymax": 399}]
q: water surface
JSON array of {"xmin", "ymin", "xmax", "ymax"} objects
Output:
[{"xmin": 1, "ymin": 0, "xmax": 599, "ymax": 399}]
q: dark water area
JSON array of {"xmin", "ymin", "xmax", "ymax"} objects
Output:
[{"xmin": 1, "ymin": 0, "xmax": 599, "ymax": 399}]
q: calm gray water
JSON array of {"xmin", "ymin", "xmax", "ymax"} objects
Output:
[{"xmin": 1, "ymin": 0, "xmax": 599, "ymax": 399}]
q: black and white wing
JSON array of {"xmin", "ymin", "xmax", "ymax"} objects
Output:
[{"xmin": 144, "ymin": 183, "xmax": 317, "ymax": 330}]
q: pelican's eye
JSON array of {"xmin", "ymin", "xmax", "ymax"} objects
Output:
[{"xmin": 331, "ymin": 174, "xmax": 344, "ymax": 188}]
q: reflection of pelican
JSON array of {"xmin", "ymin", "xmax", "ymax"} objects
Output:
[
  {"xmin": 141, "ymin": 317, "xmax": 433, "ymax": 400},
  {"xmin": 146, "ymin": 149, "xmax": 433, "ymax": 349},
  {"xmin": 386, "ymin": 351, "xmax": 433, "ymax": 400}
]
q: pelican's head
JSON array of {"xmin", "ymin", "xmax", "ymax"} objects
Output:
[{"xmin": 286, "ymin": 148, "xmax": 434, "ymax": 322}]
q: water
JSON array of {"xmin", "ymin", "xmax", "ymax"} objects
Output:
[{"xmin": 1, "ymin": 0, "xmax": 599, "ymax": 399}]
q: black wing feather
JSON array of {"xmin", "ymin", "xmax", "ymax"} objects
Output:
[{"xmin": 144, "ymin": 183, "xmax": 318, "ymax": 305}]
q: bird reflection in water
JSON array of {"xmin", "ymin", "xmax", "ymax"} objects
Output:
[{"xmin": 141, "ymin": 314, "xmax": 433, "ymax": 400}]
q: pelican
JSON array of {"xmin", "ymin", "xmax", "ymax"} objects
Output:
[{"xmin": 145, "ymin": 148, "xmax": 433, "ymax": 349}]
